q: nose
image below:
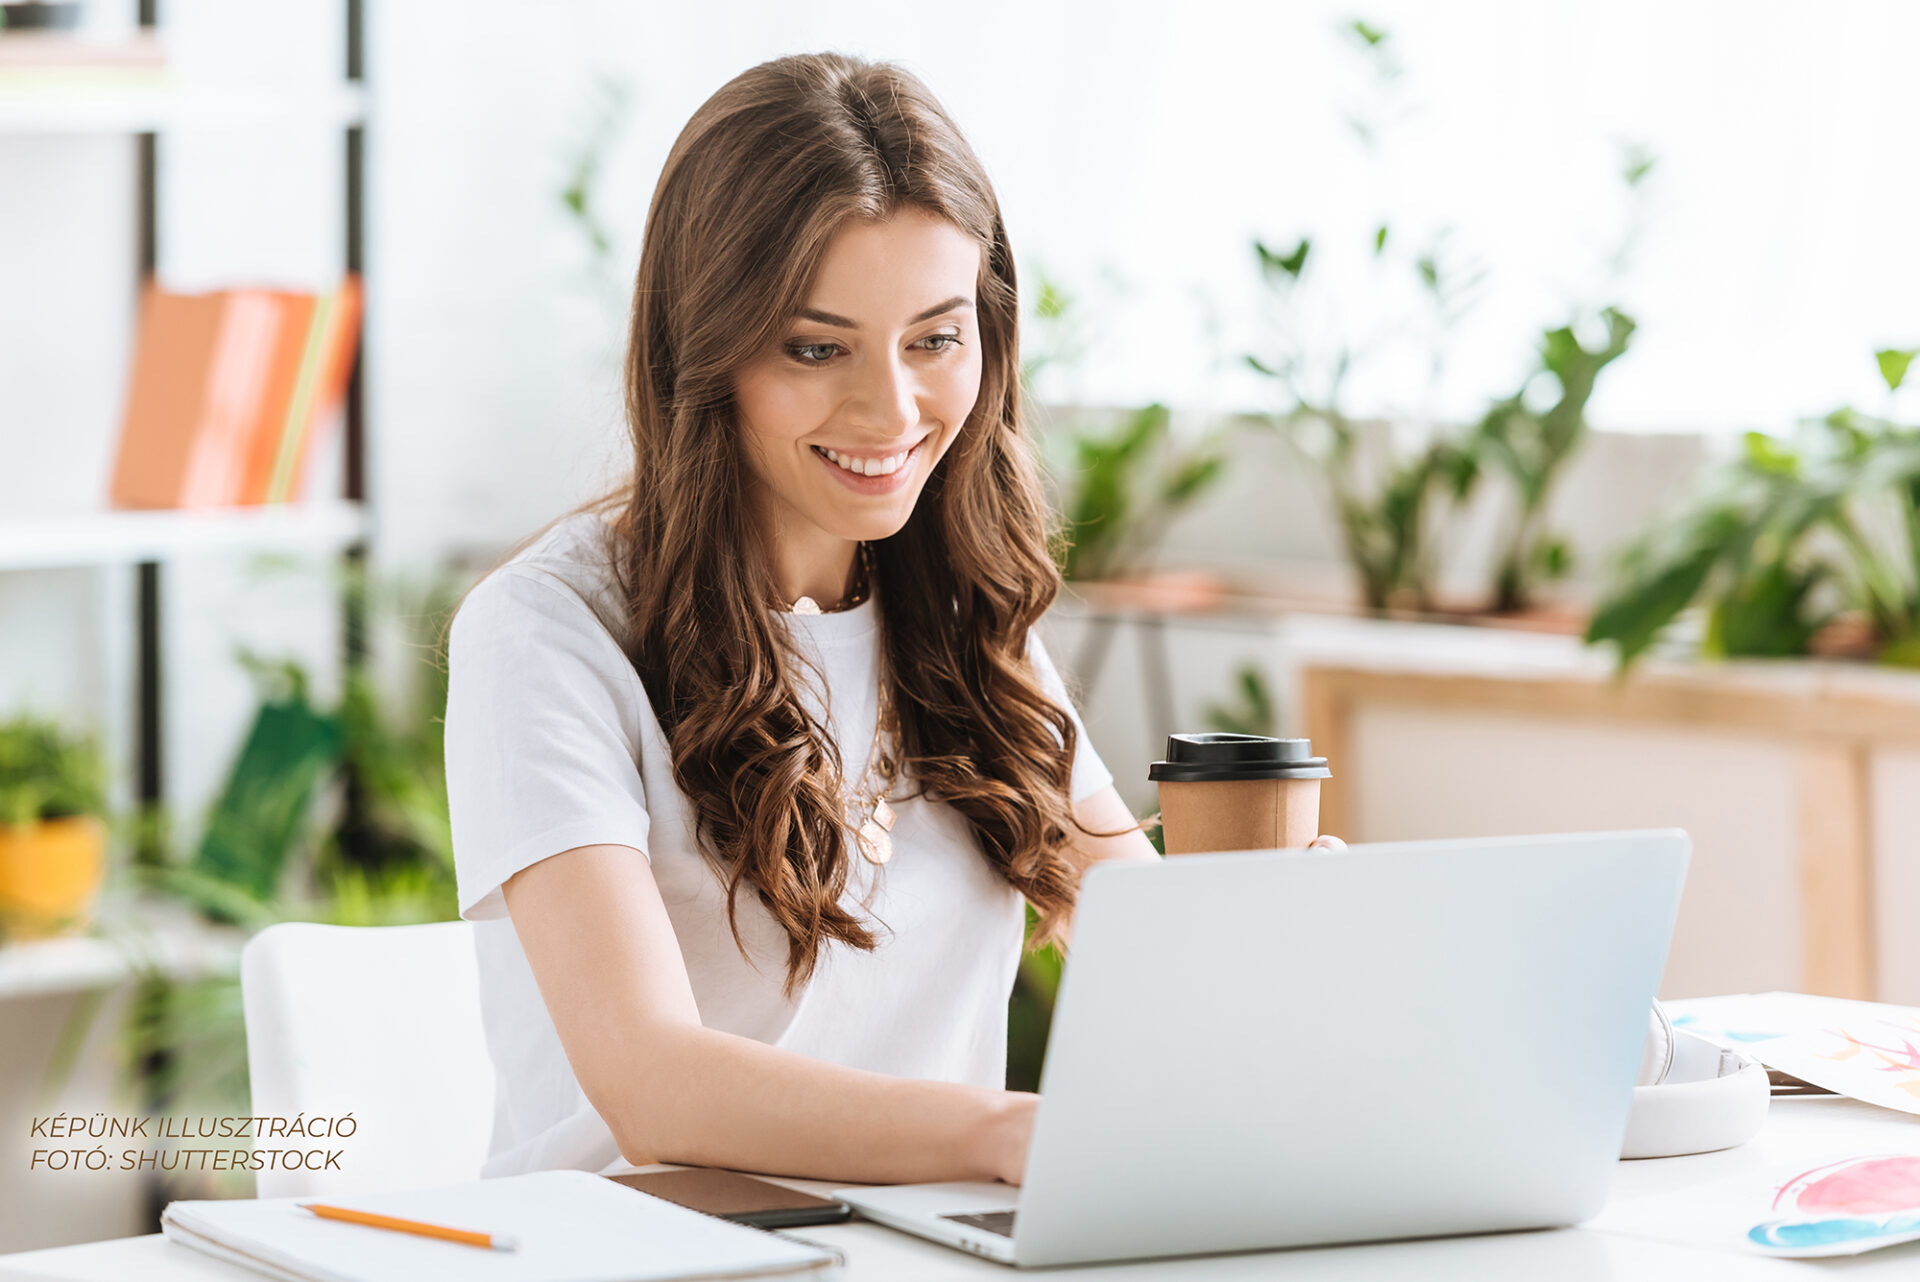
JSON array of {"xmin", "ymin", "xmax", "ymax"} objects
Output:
[{"xmin": 847, "ymin": 349, "xmax": 918, "ymax": 435}]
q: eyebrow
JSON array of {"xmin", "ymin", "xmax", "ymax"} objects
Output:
[{"xmin": 796, "ymin": 296, "xmax": 974, "ymax": 329}]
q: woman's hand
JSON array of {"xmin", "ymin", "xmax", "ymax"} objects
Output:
[{"xmin": 1308, "ymin": 834, "xmax": 1347, "ymax": 851}]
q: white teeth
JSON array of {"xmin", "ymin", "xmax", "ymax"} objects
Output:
[{"xmin": 820, "ymin": 445, "xmax": 912, "ymax": 477}]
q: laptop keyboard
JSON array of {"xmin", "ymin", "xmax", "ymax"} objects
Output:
[{"xmin": 942, "ymin": 1210, "xmax": 1017, "ymax": 1237}]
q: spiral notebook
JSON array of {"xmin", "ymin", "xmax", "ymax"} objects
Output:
[{"xmin": 160, "ymin": 1169, "xmax": 837, "ymax": 1282}]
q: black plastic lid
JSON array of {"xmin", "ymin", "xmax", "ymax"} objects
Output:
[{"xmin": 1147, "ymin": 732, "xmax": 1330, "ymax": 782}]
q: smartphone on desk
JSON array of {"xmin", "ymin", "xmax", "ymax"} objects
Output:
[{"xmin": 606, "ymin": 1168, "xmax": 853, "ymax": 1229}]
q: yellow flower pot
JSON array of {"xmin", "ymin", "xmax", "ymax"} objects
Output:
[{"xmin": 0, "ymin": 815, "xmax": 107, "ymax": 940}]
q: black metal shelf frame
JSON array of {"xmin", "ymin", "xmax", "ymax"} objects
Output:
[{"xmin": 129, "ymin": 0, "xmax": 368, "ymax": 840}]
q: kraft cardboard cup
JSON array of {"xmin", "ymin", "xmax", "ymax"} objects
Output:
[{"xmin": 1148, "ymin": 733, "xmax": 1330, "ymax": 855}]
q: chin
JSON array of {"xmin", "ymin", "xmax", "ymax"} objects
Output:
[
  {"xmin": 831, "ymin": 509, "xmax": 916, "ymax": 544},
  {"xmin": 811, "ymin": 487, "xmax": 929, "ymax": 544}
]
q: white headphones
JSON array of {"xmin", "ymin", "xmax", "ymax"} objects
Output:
[{"xmin": 1621, "ymin": 1001, "xmax": 1771, "ymax": 1159}]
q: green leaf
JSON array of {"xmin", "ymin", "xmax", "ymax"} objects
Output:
[
  {"xmin": 1621, "ymin": 142, "xmax": 1657, "ymax": 188},
  {"xmin": 1416, "ymin": 255, "xmax": 1440, "ymax": 293},
  {"xmin": 1742, "ymin": 431, "xmax": 1801, "ymax": 476},
  {"xmin": 1203, "ymin": 665, "xmax": 1278, "ymax": 738},
  {"xmin": 1036, "ymin": 277, "xmax": 1070, "ymax": 321},
  {"xmin": 1540, "ymin": 325, "xmax": 1582, "ymax": 378},
  {"xmin": 1161, "ymin": 451, "xmax": 1226, "ymax": 508},
  {"xmin": 1705, "ymin": 561, "xmax": 1826, "ymax": 658},
  {"xmin": 1533, "ymin": 535, "xmax": 1573, "ymax": 581},
  {"xmin": 1587, "ymin": 554, "xmax": 1712, "ymax": 665},
  {"xmin": 1059, "ymin": 405, "xmax": 1172, "ymax": 580},
  {"xmin": 192, "ymin": 693, "xmax": 343, "ymax": 907},
  {"xmin": 1256, "ymin": 237, "xmax": 1311, "ymax": 282},
  {"xmin": 1586, "ymin": 507, "xmax": 1748, "ymax": 666},
  {"xmin": 1878, "ymin": 635, "xmax": 1920, "ymax": 668},
  {"xmin": 1348, "ymin": 18, "xmax": 1389, "ymax": 47},
  {"xmin": 1373, "ymin": 224, "xmax": 1389, "ymax": 255},
  {"xmin": 0, "ymin": 716, "xmax": 107, "ymax": 826},
  {"xmin": 1876, "ymin": 348, "xmax": 1917, "ymax": 393},
  {"xmin": 1437, "ymin": 440, "xmax": 1481, "ymax": 499}
]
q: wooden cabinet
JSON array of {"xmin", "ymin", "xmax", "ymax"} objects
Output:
[{"xmin": 1044, "ymin": 599, "xmax": 1920, "ymax": 1005}]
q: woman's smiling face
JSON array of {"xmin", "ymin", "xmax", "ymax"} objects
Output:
[{"xmin": 733, "ymin": 207, "xmax": 986, "ymax": 552}]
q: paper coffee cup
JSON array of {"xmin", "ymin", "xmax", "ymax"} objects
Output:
[{"xmin": 1149, "ymin": 733, "xmax": 1330, "ymax": 855}]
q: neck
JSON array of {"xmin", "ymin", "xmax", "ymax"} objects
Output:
[{"xmin": 770, "ymin": 526, "xmax": 862, "ymax": 609}]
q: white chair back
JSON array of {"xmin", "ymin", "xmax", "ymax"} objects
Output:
[{"xmin": 241, "ymin": 920, "xmax": 493, "ymax": 1199}]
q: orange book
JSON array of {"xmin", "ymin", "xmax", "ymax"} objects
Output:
[
  {"xmin": 109, "ymin": 285, "xmax": 227, "ymax": 509},
  {"xmin": 179, "ymin": 290, "xmax": 282, "ymax": 509},
  {"xmin": 236, "ymin": 291, "xmax": 318, "ymax": 505},
  {"xmin": 266, "ymin": 274, "xmax": 363, "ymax": 504},
  {"xmin": 110, "ymin": 285, "xmax": 288, "ymax": 509}
]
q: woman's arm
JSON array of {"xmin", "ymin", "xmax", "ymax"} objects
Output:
[
  {"xmin": 1048, "ymin": 785, "xmax": 1160, "ymax": 949},
  {"xmin": 1065, "ymin": 785, "xmax": 1161, "ymax": 872},
  {"xmin": 503, "ymin": 842, "xmax": 1035, "ymax": 1184}
]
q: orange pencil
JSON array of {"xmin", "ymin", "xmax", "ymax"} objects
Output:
[{"xmin": 299, "ymin": 1202, "xmax": 519, "ymax": 1252}]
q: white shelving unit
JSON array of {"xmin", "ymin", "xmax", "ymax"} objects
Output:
[
  {"xmin": 0, "ymin": 11, "xmax": 369, "ymax": 1253},
  {"xmin": 0, "ymin": 900, "xmax": 243, "ymax": 1001},
  {"xmin": 1, "ymin": 3, "xmax": 368, "ymax": 928},
  {"xmin": 0, "ymin": 501, "xmax": 368, "ymax": 572},
  {"xmin": 0, "ymin": 80, "xmax": 365, "ymax": 133}
]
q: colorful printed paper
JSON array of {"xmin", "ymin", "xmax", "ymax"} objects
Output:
[
  {"xmin": 1746, "ymin": 1154, "xmax": 1920, "ymax": 1255},
  {"xmin": 1661, "ymin": 993, "xmax": 1920, "ymax": 1115},
  {"xmin": 1593, "ymin": 1152, "xmax": 1920, "ymax": 1258},
  {"xmin": 1757, "ymin": 1013, "xmax": 1920, "ymax": 1118},
  {"xmin": 1664, "ymin": 992, "xmax": 1913, "ymax": 1051}
]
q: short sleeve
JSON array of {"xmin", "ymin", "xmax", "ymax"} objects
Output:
[
  {"xmin": 1027, "ymin": 629, "xmax": 1115, "ymax": 804},
  {"xmin": 444, "ymin": 568, "xmax": 653, "ymax": 921}
]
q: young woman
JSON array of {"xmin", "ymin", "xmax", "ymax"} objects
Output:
[{"xmin": 445, "ymin": 51, "xmax": 1329, "ymax": 1188}]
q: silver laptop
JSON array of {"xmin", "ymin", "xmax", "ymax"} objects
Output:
[{"xmin": 836, "ymin": 829, "xmax": 1688, "ymax": 1268}]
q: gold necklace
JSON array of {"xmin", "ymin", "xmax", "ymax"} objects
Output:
[
  {"xmin": 787, "ymin": 542, "xmax": 873, "ymax": 615},
  {"xmin": 846, "ymin": 660, "xmax": 901, "ymax": 865},
  {"xmin": 778, "ymin": 543, "xmax": 898, "ymax": 862}
]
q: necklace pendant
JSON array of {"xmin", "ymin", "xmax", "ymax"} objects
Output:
[
  {"xmin": 857, "ymin": 817, "xmax": 893, "ymax": 865},
  {"xmin": 790, "ymin": 595, "xmax": 822, "ymax": 615},
  {"xmin": 872, "ymin": 796, "xmax": 896, "ymax": 832}
]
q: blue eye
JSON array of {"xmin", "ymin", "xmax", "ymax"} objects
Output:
[{"xmin": 786, "ymin": 334, "xmax": 961, "ymax": 366}]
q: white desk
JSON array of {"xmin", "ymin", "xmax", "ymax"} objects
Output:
[{"xmin": 4, "ymin": 1097, "xmax": 1916, "ymax": 1280}]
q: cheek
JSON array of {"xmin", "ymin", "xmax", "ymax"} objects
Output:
[
  {"xmin": 935, "ymin": 347, "xmax": 986, "ymax": 430},
  {"xmin": 921, "ymin": 355, "xmax": 984, "ymax": 473},
  {"xmin": 736, "ymin": 366, "xmax": 828, "ymax": 452}
]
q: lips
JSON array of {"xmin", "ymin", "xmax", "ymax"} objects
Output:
[
  {"xmin": 812, "ymin": 437, "xmax": 926, "ymax": 477},
  {"xmin": 810, "ymin": 436, "xmax": 928, "ymax": 494}
]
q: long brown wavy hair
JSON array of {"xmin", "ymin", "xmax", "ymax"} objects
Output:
[{"xmin": 609, "ymin": 52, "xmax": 1089, "ymax": 992}]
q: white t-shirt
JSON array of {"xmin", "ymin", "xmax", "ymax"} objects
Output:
[{"xmin": 444, "ymin": 513, "xmax": 1113, "ymax": 1177}]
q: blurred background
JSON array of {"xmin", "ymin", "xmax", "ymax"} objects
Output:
[{"xmin": 3, "ymin": 0, "xmax": 1918, "ymax": 1252}]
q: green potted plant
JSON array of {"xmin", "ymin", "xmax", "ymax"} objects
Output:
[
  {"xmin": 120, "ymin": 569, "xmax": 463, "ymax": 1137},
  {"xmin": 1245, "ymin": 227, "xmax": 1480, "ymax": 615},
  {"xmin": 1465, "ymin": 307, "xmax": 1637, "ymax": 614},
  {"xmin": 0, "ymin": 714, "xmax": 109, "ymax": 939},
  {"xmin": 1587, "ymin": 349, "xmax": 1920, "ymax": 669},
  {"xmin": 1053, "ymin": 401, "xmax": 1229, "ymax": 598},
  {"xmin": 1248, "ymin": 18, "xmax": 1649, "ymax": 619},
  {"xmin": 1023, "ymin": 271, "xmax": 1232, "ymax": 608}
]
